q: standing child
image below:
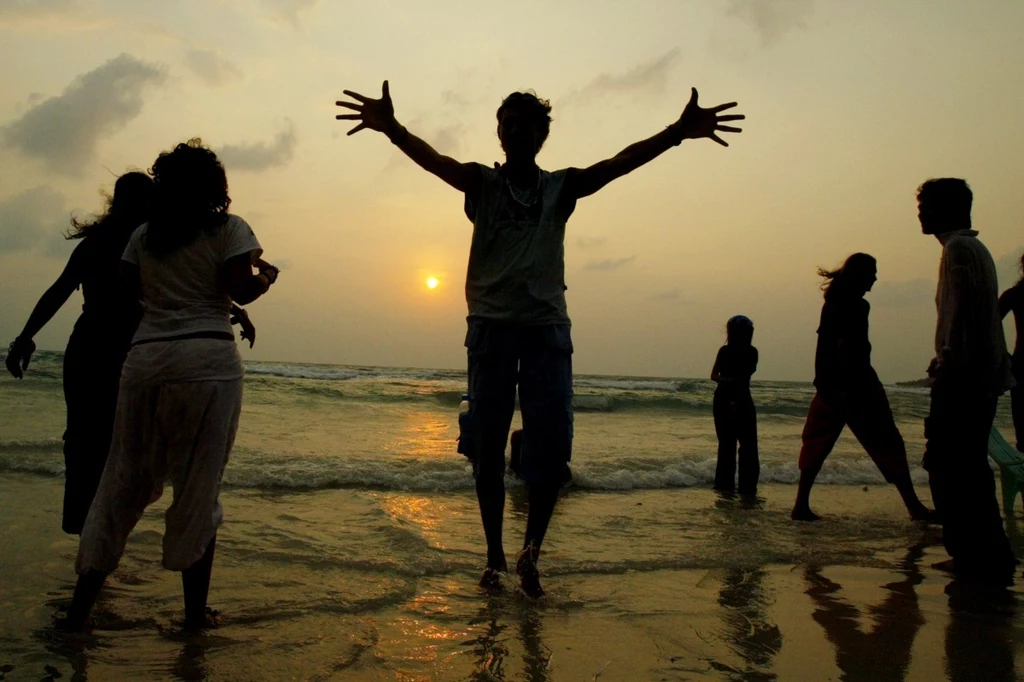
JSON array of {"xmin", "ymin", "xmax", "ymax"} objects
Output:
[{"xmin": 711, "ymin": 316, "xmax": 760, "ymax": 495}]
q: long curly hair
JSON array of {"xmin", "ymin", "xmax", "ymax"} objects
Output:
[
  {"xmin": 66, "ymin": 171, "xmax": 153, "ymax": 240},
  {"xmin": 817, "ymin": 252, "xmax": 876, "ymax": 299},
  {"xmin": 144, "ymin": 138, "xmax": 231, "ymax": 256}
]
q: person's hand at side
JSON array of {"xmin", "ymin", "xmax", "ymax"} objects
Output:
[{"xmin": 5, "ymin": 337, "xmax": 36, "ymax": 379}]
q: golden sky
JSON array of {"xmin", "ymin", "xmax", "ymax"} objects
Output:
[{"xmin": 2, "ymin": 0, "xmax": 1023, "ymax": 381}]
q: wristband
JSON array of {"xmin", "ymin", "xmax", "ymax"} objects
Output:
[{"xmin": 666, "ymin": 122, "xmax": 686, "ymax": 146}]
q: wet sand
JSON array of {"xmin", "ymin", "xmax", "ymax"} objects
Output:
[{"xmin": 1, "ymin": 473, "xmax": 1023, "ymax": 681}]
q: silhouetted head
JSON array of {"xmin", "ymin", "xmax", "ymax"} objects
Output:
[
  {"xmin": 496, "ymin": 91, "xmax": 552, "ymax": 162},
  {"xmin": 917, "ymin": 178, "xmax": 972, "ymax": 236},
  {"xmin": 818, "ymin": 253, "xmax": 877, "ymax": 299},
  {"xmin": 726, "ymin": 315, "xmax": 754, "ymax": 346},
  {"xmin": 66, "ymin": 171, "xmax": 154, "ymax": 240},
  {"xmin": 145, "ymin": 138, "xmax": 231, "ymax": 256}
]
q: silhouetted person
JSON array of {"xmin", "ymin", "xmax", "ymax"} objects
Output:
[
  {"xmin": 5, "ymin": 173, "xmax": 152, "ymax": 534},
  {"xmin": 63, "ymin": 139, "xmax": 279, "ymax": 631},
  {"xmin": 998, "ymin": 252, "xmax": 1024, "ymax": 451},
  {"xmin": 336, "ymin": 80, "xmax": 743, "ymax": 596},
  {"xmin": 711, "ymin": 315, "xmax": 759, "ymax": 495},
  {"xmin": 804, "ymin": 544, "xmax": 926, "ymax": 682},
  {"xmin": 918, "ymin": 178, "xmax": 1017, "ymax": 586},
  {"xmin": 792, "ymin": 253, "xmax": 932, "ymax": 522}
]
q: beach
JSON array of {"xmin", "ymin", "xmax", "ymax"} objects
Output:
[{"xmin": 1, "ymin": 353, "xmax": 1023, "ymax": 680}]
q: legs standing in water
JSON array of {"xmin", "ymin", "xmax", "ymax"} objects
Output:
[
  {"xmin": 467, "ymin": 323, "xmax": 518, "ymax": 583},
  {"xmin": 925, "ymin": 379, "xmax": 1016, "ymax": 585},
  {"xmin": 793, "ymin": 386, "xmax": 932, "ymax": 521},
  {"xmin": 713, "ymin": 393, "xmax": 738, "ymax": 492},
  {"xmin": 516, "ymin": 326, "xmax": 573, "ymax": 598},
  {"xmin": 60, "ymin": 333, "xmax": 124, "ymax": 535},
  {"xmin": 793, "ymin": 393, "xmax": 844, "ymax": 521},
  {"xmin": 466, "ymin": 322, "xmax": 573, "ymax": 597},
  {"xmin": 714, "ymin": 396, "xmax": 759, "ymax": 495},
  {"xmin": 68, "ymin": 379, "xmax": 241, "ymax": 629},
  {"xmin": 736, "ymin": 400, "xmax": 759, "ymax": 496}
]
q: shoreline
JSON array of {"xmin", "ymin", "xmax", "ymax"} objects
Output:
[{"xmin": 2, "ymin": 473, "xmax": 1022, "ymax": 680}]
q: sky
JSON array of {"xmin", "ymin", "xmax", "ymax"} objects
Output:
[{"xmin": 1, "ymin": 0, "xmax": 1023, "ymax": 381}]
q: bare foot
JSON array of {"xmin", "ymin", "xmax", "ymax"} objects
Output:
[
  {"xmin": 184, "ymin": 607, "xmax": 219, "ymax": 631},
  {"xmin": 791, "ymin": 506, "xmax": 821, "ymax": 522},
  {"xmin": 479, "ymin": 567, "xmax": 504, "ymax": 593},
  {"xmin": 909, "ymin": 506, "xmax": 939, "ymax": 524}
]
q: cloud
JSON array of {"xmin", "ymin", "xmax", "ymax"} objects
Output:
[
  {"xmin": 649, "ymin": 288, "xmax": 693, "ymax": 304},
  {"xmin": 264, "ymin": 0, "xmax": 317, "ymax": 25},
  {"xmin": 869, "ymin": 278, "xmax": 935, "ymax": 307},
  {"xmin": 576, "ymin": 236, "xmax": 607, "ymax": 249},
  {"xmin": 0, "ymin": 0, "xmax": 73, "ymax": 20},
  {"xmin": 584, "ymin": 255, "xmax": 636, "ymax": 272},
  {"xmin": 561, "ymin": 49, "xmax": 680, "ymax": 106},
  {"xmin": 726, "ymin": 0, "xmax": 814, "ymax": 47},
  {"xmin": 1, "ymin": 53, "xmax": 166, "ymax": 174},
  {"xmin": 184, "ymin": 48, "xmax": 243, "ymax": 87},
  {"xmin": 0, "ymin": 186, "xmax": 68, "ymax": 254},
  {"xmin": 217, "ymin": 121, "xmax": 297, "ymax": 172}
]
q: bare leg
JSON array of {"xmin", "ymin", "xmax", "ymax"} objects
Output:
[
  {"xmin": 61, "ymin": 570, "xmax": 108, "ymax": 631},
  {"xmin": 517, "ymin": 483, "xmax": 559, "ymax": 598},
  {"xmin": 182, "ymin": 534, "xmax": 218, "ymax": 629},
  {"xmin": 476, "ymin": 477, "xmax": 508, "ymax": 573},
  {"xmin": 893, "ymin": 475, "xmax": 936, "ymax": 522},
  {"xmin": 792, "ymin": 468, "xmax": 822, "ymax": 521}
]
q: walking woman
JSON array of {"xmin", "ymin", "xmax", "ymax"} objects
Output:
[
  {"xmin": 791, "ymin": 253, "xmax": 933, "ymax": 522},
  {"xmin": 6, "ymin": 172, "xmax": 153, "ymax": 534},
  {"xmin": 64, "ymin": 139, "xmax": 278, "ymax": 630}
]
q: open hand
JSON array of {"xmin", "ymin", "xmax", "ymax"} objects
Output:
[
  {"xmin": 336, "ymin": 80, "xmax": 397, "ymax": 136},
  {"xmin": 5, "ymin": 338, "xmax": 35, "ymax": 379},
  {"xmin": 677, "ymin": 88, "xmax": 744, "ymax": 147},
  {"xmin": 230, "ymin": 308, "xmax": 256, "ymax": 348}
]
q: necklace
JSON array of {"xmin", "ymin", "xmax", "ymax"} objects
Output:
[{"xmin": 505, "ymin": 172, "xmax": 541, "ymax": 208}]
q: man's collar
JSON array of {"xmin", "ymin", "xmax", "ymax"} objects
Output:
[{"xmin": 937, "ymin": 228, "xmax": 978, "ymax": 245}]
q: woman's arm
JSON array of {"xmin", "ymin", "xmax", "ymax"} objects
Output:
[
  {"xmin": 711, "ymin": 347, "xmax": 730, "ymax": 383},
  {"xmin": 6, "ymin": 245, "xmax": 84, "ymax": 378},
  {"xmin": 221, "ymin": 253, "xmax": 276, "ymax": 305}
]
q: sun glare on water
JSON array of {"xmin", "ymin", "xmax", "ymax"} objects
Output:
[{"xmin": 426, "ymin": 277, "xmax": 439, "ymax": 290}]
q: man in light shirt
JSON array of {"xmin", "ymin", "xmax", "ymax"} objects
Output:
[{"xmin": 919, "ymin": 177, "xmax": 1017, "ymax": 586}]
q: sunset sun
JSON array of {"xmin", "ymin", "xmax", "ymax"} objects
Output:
[{"xmin": 425, "ymin": 276, "xmax": 439, "ymax": 290}]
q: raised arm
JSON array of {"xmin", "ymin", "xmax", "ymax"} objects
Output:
[
  {"xmin": 566, "ymin": 88, "xmax": 744, "ymax": 200},
  {"xmin": 5, "ymin": 245, "xmax": 84, "ymax": 378},
  {"xmin": 336, "ymin": 80, "xmax": 479, "ymax": 196}
]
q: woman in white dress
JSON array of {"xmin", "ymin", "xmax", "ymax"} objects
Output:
[{"xmin": 64, "ymin": 139, "xmax": 279, "ymax": 630}]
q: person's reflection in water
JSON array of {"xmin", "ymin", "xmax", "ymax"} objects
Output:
[
  {"xmin": 517, "ymin": 605, "xmax": 552, "ymax": 682},
  {"xmin": 31, "ymin": 625, "xmax": 90, "ymax": 682},
  {"xmin": 465, "ymin": 599, "xmax": 552, "ymax": 682},
  {"xmin": 169, "ymin": 640, "xmax": 209, "ymax": 681},
  {"xmin": 466, "ymin": 598, "xmax": 510, "ymax": 681},
  {"xmin": 944, "ymin": 581, "xmax": 1017, "ymax": 681},
  {"xmin": 804, "ymin": 544, "xmax": 925, "ymax": 681},
  {"xmin": 716, "ymin": 568, "xmax": 782, "ymax": 680}
]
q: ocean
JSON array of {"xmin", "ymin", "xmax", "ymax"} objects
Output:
[{"xmin": 1, "ymin": 351, "xmax": 1022, "ymax": 680}]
